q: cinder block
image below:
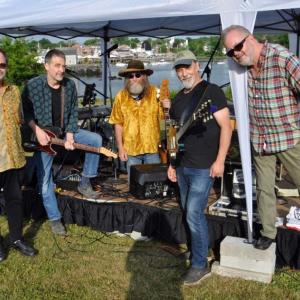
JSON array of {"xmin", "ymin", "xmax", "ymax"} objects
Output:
[
  {"xmin": 211, "ymin": 236, "xmax": 276, "ymax": 283},
  {"xmin": 212, "ymin": 261, "xmax": 273, "ymax": 283}
]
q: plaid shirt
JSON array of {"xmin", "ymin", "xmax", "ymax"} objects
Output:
[{"xmin": 248, "ymin": 42, "xmax": 300, "ymax": 154}]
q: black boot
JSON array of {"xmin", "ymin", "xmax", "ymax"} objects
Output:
[{"xmin": 12, "ymin": 240, "xmax": 38, "ymax": 257}]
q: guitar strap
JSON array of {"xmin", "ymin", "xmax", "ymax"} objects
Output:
[
  {"xmin": 60, "ymin": 85, "xmax": 65, "ymax": 132},
  {"xmin": 179, "ymin": 80, "xmax": 208, "ymax": 127}
]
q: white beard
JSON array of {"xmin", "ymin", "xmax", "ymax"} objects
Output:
[
  {"xmin": 129, "ymin": 82, "xmax": 144, "ymax": 96},
  {"xmin": 181, "ymin": 77, "xmax": 195, "ymax": 90},
  {"xmin": 236, "ymin": 56, "xmax": 252, "ymax": 66}
]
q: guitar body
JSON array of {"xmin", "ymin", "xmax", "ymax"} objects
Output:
[
  {"xmin": 36, "ymin": 129, "xmax": 58, "ymax": 156},
  {"xmin": 22, "ymin": 127, "xmax": 117, "ymax": 159},
  {"xmin": 167, "ymin": 125, "xmax": 177, "ymax": 161}
]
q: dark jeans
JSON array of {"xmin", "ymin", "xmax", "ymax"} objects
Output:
[
  {"xmin": 176, "ymin": 167, "xmax": 214, "ymax": 269},
  {"xmin": 0, "ymin": 168, "xmax": 24, "ymax": 242}
]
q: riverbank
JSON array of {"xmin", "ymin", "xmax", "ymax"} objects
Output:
[{"xmin": 67, "ymin": 56, "xmax": 226, "ymax": 76}]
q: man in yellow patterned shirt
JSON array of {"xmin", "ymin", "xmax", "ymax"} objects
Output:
[
  {"xmin": 0, "ymin": 49, "xmax": 38, "ymax": 261},
  {"xmin": 109, "ymin": 60, "xmax": 168, "ymax": 181}
]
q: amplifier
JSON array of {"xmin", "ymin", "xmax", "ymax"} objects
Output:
[{"xmin": 129, "ymin": 163, "xmax": 177, "ymax": 200}]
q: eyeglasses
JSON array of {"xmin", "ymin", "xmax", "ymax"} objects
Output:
[
  {"xmin": 126, "ymin": 72, "xmax": 143, "ymax": 79},
  {"xmin": 226, "ymin": 35, "xmax": 249, "ymax": 57},
  {"xmin": 0, "ymin": 63, "xmax": 7, "ymax": 69}
]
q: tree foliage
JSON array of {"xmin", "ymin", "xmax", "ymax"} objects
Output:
[
  {"xmin": 0, "ymin": 37, "xmax": 44, "ymax": 87},
  {"xmin": 84, "ymin": 38, "xmax": 101, "ymax": 46}
]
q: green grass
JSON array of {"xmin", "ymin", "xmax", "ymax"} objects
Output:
[{"xmin": 0, "ymin": 216, "xmax": 299, "ymax": 300}]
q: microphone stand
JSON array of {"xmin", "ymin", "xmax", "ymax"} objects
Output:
[
  {"xmin": 201, "ymin": 36, "xmax": 221, "ymax": 82},
  {"xmin": 66, "ymin": 69, "xmax": 105, "ymax": 99}
]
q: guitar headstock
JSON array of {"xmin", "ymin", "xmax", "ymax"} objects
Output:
[
  {"xmin": 100, "ymin": 147, "xmax": 118, "ymax": 159},
  {"xmin": 194, "ymin": 99, "xmax": 215, "ymax": 123},
  {"xmin": 159, "ymin": 79, "xmax": 170, "ymax": 101}
]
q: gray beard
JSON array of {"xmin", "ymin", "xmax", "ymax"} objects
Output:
[
  {"xmin": 129, "ymin": 82, "xmax": 144, "ymax": 96},
  {"xmin": 182, "ymin": 78, "xmax": 194, "ymax": 90}
]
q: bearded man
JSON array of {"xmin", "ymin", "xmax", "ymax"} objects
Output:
[
  {"xmin": 167, "ymin": 50, "xmax": 232, "ymax": 285},
  {"xmin": 109, "ymin": 60, "xmax": 168, "ymax": 180}
]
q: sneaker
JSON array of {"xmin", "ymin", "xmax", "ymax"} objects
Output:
[
  {"xmin": 183, "ymin": 267, "xmax": 211, "ymax": 286},
  {"xmin": 50, "ymin": 220, "xmax": 67, "ymax": 236},
  {"xmin": 77, "ymin": 184, "xmax": 99, "ymax": 199}
]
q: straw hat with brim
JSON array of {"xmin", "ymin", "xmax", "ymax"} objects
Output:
[{"xmin": 118, "ymin": 60, "xmax": 153, "ymax": 77}]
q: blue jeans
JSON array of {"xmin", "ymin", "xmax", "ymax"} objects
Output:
[
  {"xmin": 127, "ymin": 153, "xmax": 160, "ymax": 181},
  {"xmin": 35, "ymin": 129, "xmax": 102, "ymax": 221},
  {"xmin": 176, "ymin": 167, "xmax": 214, "ymax": 269}
]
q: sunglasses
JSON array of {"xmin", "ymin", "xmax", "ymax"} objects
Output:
[
  {"xmin": 0, "ymin": 63, "xmax": 7, "ymax": 69},
  {"xmin": 126, "ymin": 72, "xmax": 143, "ymax": 79},
  {"xmin": 226, "ymin": 35, "xmax": 249, "ymax": 57}
]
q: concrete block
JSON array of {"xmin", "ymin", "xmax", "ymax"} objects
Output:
[
  {"xmin": 212, "ymin": 261, "xmax": 273, "ymax": 283},
  {"xmin": 211, "ymin": 236, "xmax": 276, "ymax": 283}
]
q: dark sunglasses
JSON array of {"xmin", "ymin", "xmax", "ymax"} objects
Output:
[
  {"xmin": 126, "ymin": 72, "xmax": 143, "ymax": 79},
  {"xmin": 0, "ymin": 63, "xmax": 7, "ymax": 69},
  {"xmin": 226, "ymin": 35, "xmax": 249, "ymax": 57}
]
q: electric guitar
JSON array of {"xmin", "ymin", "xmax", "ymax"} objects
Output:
[
  {"xmin": 168, "ymin": 99, "xmax": 214, "ymax": 162},
  {"xmin": 23, "ymin": 128, "xmax": 117, "ymax": 158}
]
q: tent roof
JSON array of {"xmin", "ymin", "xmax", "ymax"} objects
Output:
[{"xmin": 0, "ymin": 1, "xmax": 299, "ymax": 39}]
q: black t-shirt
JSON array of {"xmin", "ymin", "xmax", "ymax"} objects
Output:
[
  {"xmin": 169, "ymin": 80, "xmax": 228, "ymax": 169},
  {"xmin": 48, "ymin": 85, "xmax": 62, "ymax": 128}
]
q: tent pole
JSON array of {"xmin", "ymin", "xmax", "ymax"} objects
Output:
[
  {"xmin": 297, "ymin": 33, "xmax": 300, "ymax": 57},
  {"xmin": 103, "ymin": 38, "xmax": 108, "ymax": 105}
]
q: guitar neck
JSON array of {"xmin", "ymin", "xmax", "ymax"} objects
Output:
[
  {"xmin": 51, "ymin": 137, "xmax": 102, "ymax": 154},
  {"xmin": 176, "ymin": 114, "xmax": 195, "ymax": 142}
]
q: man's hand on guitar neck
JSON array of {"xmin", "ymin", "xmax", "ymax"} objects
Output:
[
  {"xmin": 64, "ymin": 132, "xmax": 75, "ymax": 150},
  {"xmin": 160, "ymin": 98, "xmax": 171, "ymax": 109}
]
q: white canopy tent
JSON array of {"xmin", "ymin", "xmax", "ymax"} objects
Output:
[{"xmin": 1, "ymin": 0, "xmax": 300, "ymax": 242}]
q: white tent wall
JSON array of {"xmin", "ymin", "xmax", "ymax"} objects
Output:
[
  {"xmin": 289, "ymin": 33, "xmax": 300, "ymax": 57},
  {"xmin": 220, "ymin": 11, "xmax": 257, "ymax": 242},
  {"xmin": 1, "ymin": 0, "xmax": 300, "ymax": 242}
]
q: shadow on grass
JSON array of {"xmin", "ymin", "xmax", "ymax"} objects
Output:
[{"xmin": 126, "ymin": 213, "xmax": 185, "ymax": 300}]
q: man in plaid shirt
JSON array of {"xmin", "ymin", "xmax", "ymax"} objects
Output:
[{"xmin": 222, "ymin": 25, "xmax": 300, "ymax": 250}]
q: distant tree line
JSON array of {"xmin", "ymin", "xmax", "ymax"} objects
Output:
[{"xmin": 0, "ymin": 33, "xmax": 290, "ymax": 87}]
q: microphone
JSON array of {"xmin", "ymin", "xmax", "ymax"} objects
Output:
[
  {"xmin": 107, "ymin": 44, "xmax": 118, "ymax": 53},
  {"xmin": 65, "ymin": 68, "xmax": 77, "ymax": 74},
  {"xmin": 100, "ymin": 44, "xmax": 118, "ymax": 58}
]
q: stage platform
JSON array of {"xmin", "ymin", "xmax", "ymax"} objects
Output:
[
  {"xmin": 24, "ymin": 172, "xmax": 300, "ymax": 269},
  {"xmin": 1, "ymin": 172, "xmax": 300, "ymax": 269}
]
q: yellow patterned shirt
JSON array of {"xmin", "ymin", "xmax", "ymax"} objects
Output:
[
  {"xmin": 0, "ymin": 84, "xmax": 26, "ymax": 172},
  {"xmin": 109, "ymin": 85, "xmax": 163, "ymax": 156}
]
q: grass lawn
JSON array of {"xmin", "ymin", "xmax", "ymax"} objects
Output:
[{"xmin": 0, "ymin": 216, "xmax": 299, "ymax": 300}]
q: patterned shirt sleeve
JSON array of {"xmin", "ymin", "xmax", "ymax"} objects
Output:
[
  {"xmin": 21, "ymin": 84, "xmax": 35, "ymax": 124},
  {"xmin": 284, "ymin": 53, "xmax": 300, "ymax": 101},
  {"xmin": 109, "ymin": 92, "xmax": 124, "ymax": 125}
]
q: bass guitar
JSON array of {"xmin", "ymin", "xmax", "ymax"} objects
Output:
[
  {"xmin": 158, "ymin": 79, "xmax": 177, "ymax": 163},
  {"xmin": 23, "ymin": 128, "xmax": 117, "ymax": 159}
]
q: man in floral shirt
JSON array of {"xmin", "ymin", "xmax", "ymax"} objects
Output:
[{"xmin": 0, "ymin": 49, "xmax": 38, "ymax": 261}]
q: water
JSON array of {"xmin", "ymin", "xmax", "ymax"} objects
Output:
[{"xmin": 73, "ymin": 61, "xmax": 229, "ymax": 100}]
